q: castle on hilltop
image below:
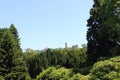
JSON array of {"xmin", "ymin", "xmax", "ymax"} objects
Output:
[{"xmin": 65, "ymin": 42, "xmax": 79, "ymax": 49}]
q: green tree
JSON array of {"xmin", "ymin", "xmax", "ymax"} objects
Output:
[
  {"xmin": 89, "ymin": 56, "xmax": 120, "ymax": 80},
  {"xmin": 52, "ymin": 49, "xmax": 67, "ymax": 67},
  {"xmin": 24, "ymin": 48, "xmax": 49, "ymax": 79},
  {"xmin": 36, "ymin": 66, "xmax": 90, "ymax": 80},
  {"xmin": 24, "ymin": 47, "xmax": 87, "ymax": 78},
  {"xmin": 9, "ymin": 24, "xmax": 19, "ymax": 42},
  {"xmin": 36, "ymin": 67, "xmax": 72, "ymax": 80},
  {"xmin": 24, "ymin": 48, "xmax": 39, "ymax": 78},
  {"xmin": 0, "ymin": 26, "xmax": 29, "ymax": 80},
  {"xmin": 87, "ymin": 0, "xmax": 120, "ymax": 64},
  {"xmin": 65, "ymin": 48, "xmax": 87, "ymax": 68},
  {"xmin": 10, "ymin": 24, "xmax": 22, "ymax": 50}
]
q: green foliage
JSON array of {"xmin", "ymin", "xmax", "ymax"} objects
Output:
[
  {"xmin": 0, "ymin": 28, "xmax": 17, "ymax": 76},
  {"xmin": 1, "ymin": 0, "xmax": 120, "ymax": 79},
  {"xmin": 69, "ymin": 73, "xmax": 82, "ymax": 80},
  {"xmin": 89, "ymin": 56, "xmax": 120, "ymax": 80},
  {"xmin": 87, "ymin": 0, "xmax": 120, "ymax": 64},
  {"xmin": 36, "ymin": 66, "xmax": 89, "ymax": 80},
  {"xmin": 0, "ymin": 75, "xmax": 5, "ymax": 80},
  {"xmin": 9, "ymin": 24, "xmax": 20, "ymax": 45},
  {"xmin": 72, "ymin": 66, "xmax": 92, "ymax": 75},
  {"xmin": 66, "ymin": 48, "xmax": 87, "ymax": 68},
  {"xmin": 36, "ymin": 67, "xmax": 54, "ymax": 80},
  {"xmin": 69, "ymin": 73, "xmax": 90, "ymax": 80},
  {"xmin": 24, "ymin": 48, "xmax": 87, "ymax": 79},
  {"xmin": 0, "ymin": 25, "xmax": 29, "ymax": 80},
  {"xmin": 24, "ymin": 49, "xmax": 48, "ymax": 78},
  {"xmin": 51, "ymin": 49, "xmax": 67, "ymax": 67},
  {"xmin": 48, "ymin": 67, "xmax": 71, "ymax": 80},
  {"xmin": 4, "ymin": 72, "xmax": 31, "ymax": 80}
]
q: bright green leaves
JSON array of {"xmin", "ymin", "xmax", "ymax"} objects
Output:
[
  {"xmin": 36, "ymin": 67, "xmax": 89, "ymax": 80},
  {"xmin": 90, "ymin": 56, "xmax": 120, "ymax": 80}
]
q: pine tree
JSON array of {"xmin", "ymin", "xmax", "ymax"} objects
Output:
[
  {"xmin": 87, "ymin": 0, "xmax": 120, "ymax": 64},
  {"xmin": 9, "ymin": 24, "xmax": 21, "ymax": 51},
  {"xmin": 9, "ymin": 24, "xmax": 19, "ymax": 40},
  {"xmin": 0, "ymin": 25, "xmax": 30, "ymax": 79}
]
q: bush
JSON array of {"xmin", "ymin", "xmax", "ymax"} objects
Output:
[
  {"xmin": 49, "ymin": 67, "xmax": 72, "ymax": 80},
  {"xmin": 36, "ymin": 67, "xmax": 55, "ymax": 80},
  {"xmin": 69, "ymin": 73, "xmax": 90, "ymax": 80},
  {"xmin": 36, "ymin": 67, "xmax": 72, "ymax": 80},
  {"xmin": 89, "ymin": 56, "xmax": 120, "ymax": 80},
  {"xmin": 36, "ymin": 66, "xmax": 90, "ymax": 80}
]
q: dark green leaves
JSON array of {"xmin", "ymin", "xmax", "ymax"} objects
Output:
[
  {"xmin": 0, "ymin": 24, "xmax": 30, "ymax": 80},
  {"xmin": 87, "ymin": 0, "xmax": 120, "ymax": 64}
]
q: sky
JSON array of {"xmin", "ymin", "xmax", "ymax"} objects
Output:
[{"xmin": 0, "ymin": 0, "xmax": 93, "ymax": 50}]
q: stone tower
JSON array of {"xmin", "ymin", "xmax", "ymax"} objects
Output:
[{"xmin": 65, "ymin": 42, "xmax": 68, "ymax": 49}]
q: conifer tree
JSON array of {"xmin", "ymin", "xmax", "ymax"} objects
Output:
[{"xmin": 0, "ymin": 25, "xmax": 30, "ymax": 80}]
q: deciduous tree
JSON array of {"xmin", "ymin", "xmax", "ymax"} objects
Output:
[{"xmin": 87, "ymin": 0, "xmax": 120, "ymax": 64}]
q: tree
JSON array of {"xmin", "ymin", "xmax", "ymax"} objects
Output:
[
  {"xmin": 90, "ymin": 56, "xmax": 120, "ymax": 80},
  {"xmin": 9, "ymin": 24, "xmax": 22, "ymax": 53},
  {"xmin": 65, "ymin": 48, "xmax": 87, "ymax": 68},
  {"xmin": 24, "ymin": 48, "xmax": 49, "ymax": 79},
  {"xmin": 0, "ymin": 25, "xmax": 29, "ymax": 80},
  {"xmin": 36, "ymin": 67, "xmax": 72, "ymax": 80},
  {"xmin": 9, "ymin": 24, "xmax": 19, "ymax": 41},
  {"xmin": 36, "ymin": 66, "xmax": 90, "ymax": 80},
  {"xmin": 0, "ymin": 28, "xmax": 16, "ymax": 76},
  {"xmin": 87, "ymin": 0, "xmax": 120, "ymax": 64}
]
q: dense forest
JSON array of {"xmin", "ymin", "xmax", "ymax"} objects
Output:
[{"xmin": 0, "ymin": 0, "xmax": 120, "ymax": 80}]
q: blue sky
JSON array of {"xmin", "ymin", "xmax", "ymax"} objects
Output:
[{"xmin": 0, "ymin": 0, "xmax": 93, "ymax": 50}]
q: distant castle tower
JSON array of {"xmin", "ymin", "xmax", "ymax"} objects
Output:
[{"xmin": 65, "ymin": 42, "xmax": 68, "ymax": 49}]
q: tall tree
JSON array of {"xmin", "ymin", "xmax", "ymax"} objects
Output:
[
  {"xmin": 87, "ymin": 0, "xmax": 120, "ymax": 64},
  {"xmin": 9, "ymin": 24, "xmax": 19, "ymax": 39},
  {"xmin": 0, "ymin": 25, "xmax": 30, "ymax": 79},
  {"xmin": 9, "ymin": 24, "xmax": 21, "ymax": 49}
]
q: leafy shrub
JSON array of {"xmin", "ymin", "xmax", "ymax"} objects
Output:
[
  {"xmin": 36, "ymin": 67, "xmax": 72, "ymax": 80},
  {"xmin": 89, "ymin": 56, "xmax": 120, "ymax": 80},
  {"xmin": 69, "ymin": 73, "xmax": 90, "ymax": 80},
  {"xmin": 36, "ymin": 67, "xmax": 55, "ymax": 80},
  {"xmin": 36, "ymin": 66, "xmax": 90, "ymax": 80},
  {"xmin": 49, "ymin": 67, "xmax": 72, "ymax": 80}
]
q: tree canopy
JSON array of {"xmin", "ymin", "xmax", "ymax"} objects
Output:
[
  {"xmin": 0, "ymin": 25, "xmax": 30, "ymax": 80},
  {"xmin": 1, "ymin": 0, "xmax": 120, "ymax": 79},
  {"xmin": 87, "ymin": 0, "xmax": 120, "ymax": 64}
]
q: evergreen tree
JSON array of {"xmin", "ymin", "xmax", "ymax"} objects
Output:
[
  {"xmin": 87, "ymin": 0, "xmax": 120, "ymax": 64},
  {"xmin": 9, "ymin": 24, "xmax": 19, "ymax": 40},
  {"xmin": 0, "ymin": 25, "xmax": 30, "ymax": 80},
  {"xmin": 9, "ymin": 24, "xmax": 21, "ymax": 51}
]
